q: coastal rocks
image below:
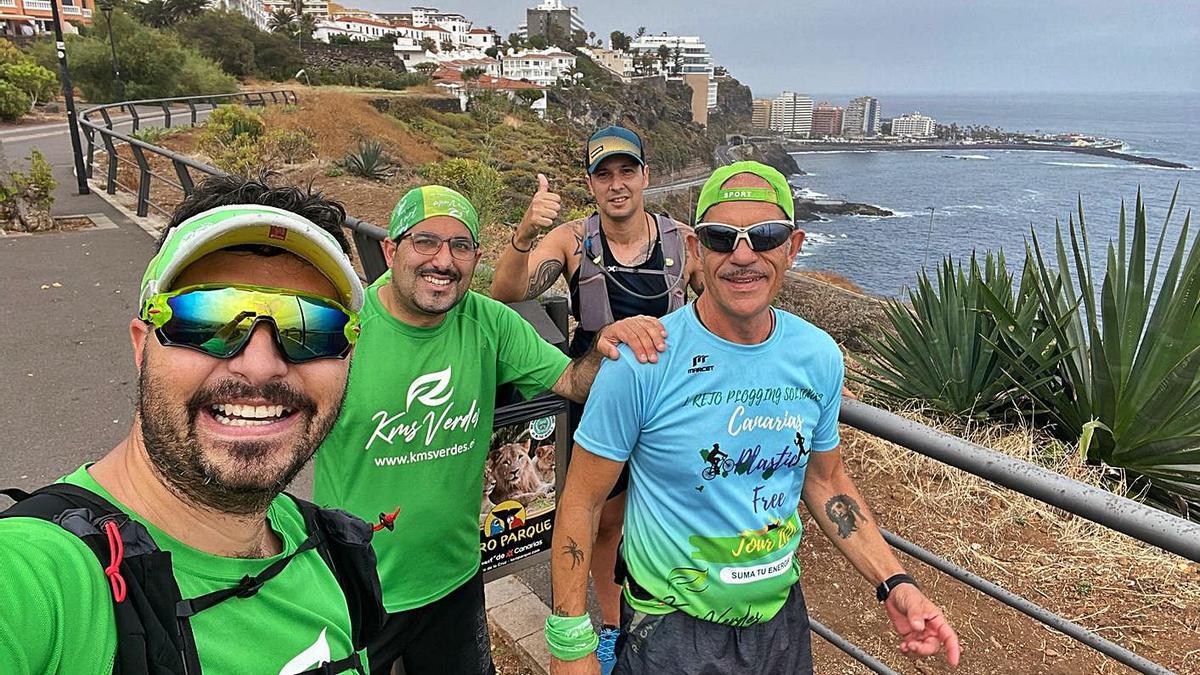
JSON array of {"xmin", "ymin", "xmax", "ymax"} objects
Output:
[
  {"xmin": 728, "ymin": 141, "xmax": 804, "ymax": 176},
  {"xmin": 793, "ymin": 200, "xmax": 893, "ymax": 222}
]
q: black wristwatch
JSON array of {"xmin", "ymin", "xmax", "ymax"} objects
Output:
[{"xmin": 876, "ymin": 574, "xmax": 918, "ymax": 602}]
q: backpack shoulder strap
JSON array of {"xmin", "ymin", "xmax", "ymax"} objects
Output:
[
  {"xmin": 653, "ymin": 213, "xmax": 689, "ymax": 313},
  {"xmin": 1, "ymin": 483, "xmax": 193, "ymax": 675},
  {"xmin": 290, "ymin": 495, "xmax": 386, "ymax": 653},
  {"xmin": 576, "ymin": 212, "xmax": 615, "ymax": 331}
]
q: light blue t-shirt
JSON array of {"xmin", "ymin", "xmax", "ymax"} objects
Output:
[{"xmin": 576, "ymin": 304, "xmax": 843, "ymax": 627}]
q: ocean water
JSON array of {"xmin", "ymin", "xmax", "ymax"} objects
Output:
[{"xmin": 790, "ymin": 93, "xmax": 1200, "ymax": 296}]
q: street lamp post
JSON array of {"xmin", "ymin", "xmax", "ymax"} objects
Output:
[
  {"xmin": 48, "ymin": 0, "xmax": 88, "ymax": 194},
  {"xmin": 96, "ymin": 0, "xmax": 124, "ymax": 100}
]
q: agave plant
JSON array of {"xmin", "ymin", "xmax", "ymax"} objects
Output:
[
  {"xmin": 984, "ymin": 190, "xmax": 1200, "ymax": 517},
  {"xmin": 340, "ymin": 140, "xmax": 394, "ymax": 181},
  {"xmin": 853, "ymin": 251, "xmax": 1035, "ymax": 419}
]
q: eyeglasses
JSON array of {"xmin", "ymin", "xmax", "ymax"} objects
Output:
[
  {"xmin": 400, "ymin": 231, "xmax": 479, "ymax": 261},
  {"xmin": 694, "ymin": 220, "xmax": 795, "ymax": 253},
  {"xmin": 141, "ymin": 283, "xmax": 360, "ymax": 363}
]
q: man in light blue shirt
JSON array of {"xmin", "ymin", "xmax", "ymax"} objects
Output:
[{"xmin": 547, "ymin": 162, "xmax": 961, "ymax": 674}]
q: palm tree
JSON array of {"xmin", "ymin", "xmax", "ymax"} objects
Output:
[
  {"xmin": 268, "ymin": 8, "xmax": 297, "ymax": 34},
  {"xmin": 296, "ymin": 13, "xmax": 318, "ymax": 45}
]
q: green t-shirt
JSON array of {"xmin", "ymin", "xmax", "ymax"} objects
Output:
[
  {"xmin": 313, "ymin": 280, "xmax": 570, "ymax": 613},
  {"xmin": 0, "ymin": 465, "xmax": 361, "ymax": 674}
]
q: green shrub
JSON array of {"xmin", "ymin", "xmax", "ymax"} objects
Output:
[
  {"xmin": 324, "ymin": 165, "xmax": 344, "ymax": 177},
  {"xmin": 0, "ymin": 38, "xmax": 30, "ymax": 67},
  {"xmin": 0, "ymin": 148, "xmax": 56, "ymax": 212},
  {"xmin": 419, "ymin": 157, "xmax": 502, "ymax": 232},
  {"xmin": 208, "ymin": 135, "xmax": 264, "ymax": 177},
  {"xmin": 340, "ymin": 139, "xmax": 393, "ymax": 181},
  {"xmin": 309, "ymin": 64, "xmax": 425, "ymax": 90},
  {"xmin": 131, "ymin": 126, "xmax": 186, "ymax": 143},
  {"xmin": 203, "ymin": 105, "xmax": 265, "ymax": 144},
  {"xmin": 0, "ymin": 79, "xmax": 30, "ymax": 121},
  {"xmin": 0, "ymin": 62, "xmax": 57, "ymax": 108},
  {"xmin": 175, "ymin": 49, "xmax": 238, "ymax": 97},
  {"xmin": 263, "ymin": 128, "xmax": 316, "ymax": 164}
]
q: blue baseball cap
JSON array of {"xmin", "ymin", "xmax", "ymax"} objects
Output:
[{"xmin": 586, "ymin": 126, "xmax": 645, "ymax": 174}]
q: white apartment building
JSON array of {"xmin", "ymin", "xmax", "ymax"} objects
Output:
[
  {"xmin": 314, "ymin": 15, "xmax": 397, "ymax": 42},
  {"xmin": 500, "ymin": 47, "xmax": 576, "ymax": 86},
  {"xmin": 770, "ymin": 92, "xmax": 813, "ymax": 137},
  {"xmin": 628, "ymin": 34, "xmax": 717, "ymax": 109},
  {"xmin": 263, "ymin": 0, "xmax": 328, "ymax": 18},
  {"xmin": 464, "ymin": 27, "xmax": 501, "ymax": 50},
  {"xmin": 394, "ymin": 36, "xmax": 438, "ymax": 66},
  {"xmin": 890, "ymin": 111, "xmax": 936, "ymax": 137},
  {"xmin": 211, "ymin": 0, "xmax": 269, "ymax": 30},
  {"xmin": 439, "ymin": 56, "xmax": 502, "ymax": 78}
]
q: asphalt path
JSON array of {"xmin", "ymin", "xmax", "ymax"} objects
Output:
[{"xmin": 0, "ymin": 107, "xmax": 201, "ymax": 496}]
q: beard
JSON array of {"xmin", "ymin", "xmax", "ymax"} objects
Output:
[
  {"xmin": 136, "ymin": 347, "xmax": 343, "ymax": 515},
  {"xmin": 391, "ymin": 261, "xmax": 468, "ymax": 317}
]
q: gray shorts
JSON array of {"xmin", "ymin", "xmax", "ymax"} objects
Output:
[{"xmin": 613, "ymin": 584, "xmax": 813, "ymax": 675}]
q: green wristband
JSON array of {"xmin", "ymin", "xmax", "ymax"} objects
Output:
[{"xmin": 544, "ymin": 614, "xmax": 599, "ymax": 661}]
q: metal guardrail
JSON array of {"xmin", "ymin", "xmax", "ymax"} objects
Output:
[{"xmin": 76, "ymin": 91, "xmax": 1194, "ymax": 675}]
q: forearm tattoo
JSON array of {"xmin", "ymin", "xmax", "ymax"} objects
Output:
[
  {"xmin": 825, "ymin": 494, "xmax": 867, "ymax": 539},
  {"xmin": 562, "ymin": 536, "xmax": 585, "ymax": 569},
  {"xmin": 526, "ymin": 258, "xmax": 563, "ymax": 300}
]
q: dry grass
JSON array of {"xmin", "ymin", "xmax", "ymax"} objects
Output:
[{"xmin": 261, "ymin": 90, "xmax": 445, "ymax": 167}]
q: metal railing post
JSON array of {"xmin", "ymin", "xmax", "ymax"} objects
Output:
[
  {"xmin": 173, "ymin": 160, "xmax": 195, "ymax": 196},
  {"xmin": 187, "ymin": 99, "xmax": 198, "ymax": 126},
  {"xmin": 160, "ymin": 101, "xmax": 172, "ymax": 128},
  {"xmin": 128, "ymin": 144, "xmax": 152, "ymax": 217},
  {"xmin": 128, "ymin": 105, "xmax": 140, "ymax": 133},
  {"xmin": 99, "ymin": 132, "xmax": 118, "ymax": 194}
]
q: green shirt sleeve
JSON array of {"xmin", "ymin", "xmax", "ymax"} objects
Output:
[
  {"xmin": 490, "ymin": 298, "xmax": 571, "ymax": 400},
  {"xmin": 0, "ymin": 518, "xmax": 117, "ymax": 674}
]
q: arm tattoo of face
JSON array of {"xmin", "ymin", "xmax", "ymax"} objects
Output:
[
  {"xmin": 563, "ymin": 536, "xmax": 585, "ymax": 568},
  {"xmin": 825, "ymin": 494, "xmax": 866, "ymax": 539},
  {"xmin": 526, "ymin": 258, "xmax": 564, "ymax": 300}
]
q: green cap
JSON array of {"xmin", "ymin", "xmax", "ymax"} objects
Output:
[
  {"xmin": 140, "ymin": 204, "xmax": 364, "ymax": 312},
  {"xmin": 694, "ymin": 161, "xmax": 794, "ymax": 222},
  {"xmin": 388, "ymin": 185, "xmax": 480, "ymax": 241}
]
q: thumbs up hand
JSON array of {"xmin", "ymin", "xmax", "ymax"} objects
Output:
[{"xmin": 515, "ymin": 173, "xmax": 562, "ymax": 250}]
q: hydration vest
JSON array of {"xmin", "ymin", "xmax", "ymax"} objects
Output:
[
  {"xmin": 576, "ymin": 212, "xmax": 688, "ymax": 332},
  {"xmin": 0, "ymin": 483, "xmax": 385, "ymax": 675}
]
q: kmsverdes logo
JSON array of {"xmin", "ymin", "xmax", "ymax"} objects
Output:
[{"xmin": 366, "ymin": 366, "xmax": 480, "ymax": 450}]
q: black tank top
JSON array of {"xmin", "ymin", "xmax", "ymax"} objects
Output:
[{"xmin": 567, "ymin": 224, "xmax": 670, "ymax": 357}]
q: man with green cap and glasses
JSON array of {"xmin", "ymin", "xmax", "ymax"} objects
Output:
[
  {"xmin": 548, "ymin": 162, "xmax": 961, "ymax": 674},
  {"xmin": 0, "ymin": 173, "xmax": 382, "ymax": 673},
  {"xmin": 314, "ymin": 185, "xmax": 668, "ymax": 675}
]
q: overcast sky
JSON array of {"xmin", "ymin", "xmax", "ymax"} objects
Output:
[{"xmin": 353, "ymin": 0, "xmax": 1199, "ymax": 97}]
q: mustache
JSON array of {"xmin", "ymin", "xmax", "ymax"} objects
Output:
[
  {"xmin": 186, "ymin": 379, "xmax": 317, "ymax": 418},
  {"xmin": 417, "ymin": 264, "xmax": 462, "ymax": 282},
  {"xmin": 718, "ymin": 268, "xmax": 769, "ymax": 281}
]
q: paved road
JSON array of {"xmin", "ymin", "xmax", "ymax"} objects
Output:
[{"xmin": 0, "ymin": 108, "xmax": 199, "ymax": 495}]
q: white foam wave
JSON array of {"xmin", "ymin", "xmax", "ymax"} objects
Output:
[{"xmin": 794, "ymin": 187, "xmax": 829, "ymax": 200}]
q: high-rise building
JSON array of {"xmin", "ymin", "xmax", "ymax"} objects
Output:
[
  {"xmin": 891, "ymin": 112, "xmax": 937, "ymax": 137},
  {"xmin": 522, "ymin": 0, "xmax": 586, "ymax": 43},
  {"xmin": 769, "ymin": 92, "xmax": 813, "ymax": 137},
  {"xmin": 810, "ymin": 102, "xmax": 843, "ymax": 138},
  {"xmin": 628, "ymin": 34, "xmax": 718, "ymax": 110},
  {"xmin": 842, "ymin": 96, "xmax": 881, "ymax": 138},
  {"xmin": 751, "ymin": 98, "xmax": 773, "ymax": 130}
]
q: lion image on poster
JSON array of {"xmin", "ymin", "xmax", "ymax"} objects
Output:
[{"xmin": 479, "ymin": 428, "xmax": 557, "ymax": 526}]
